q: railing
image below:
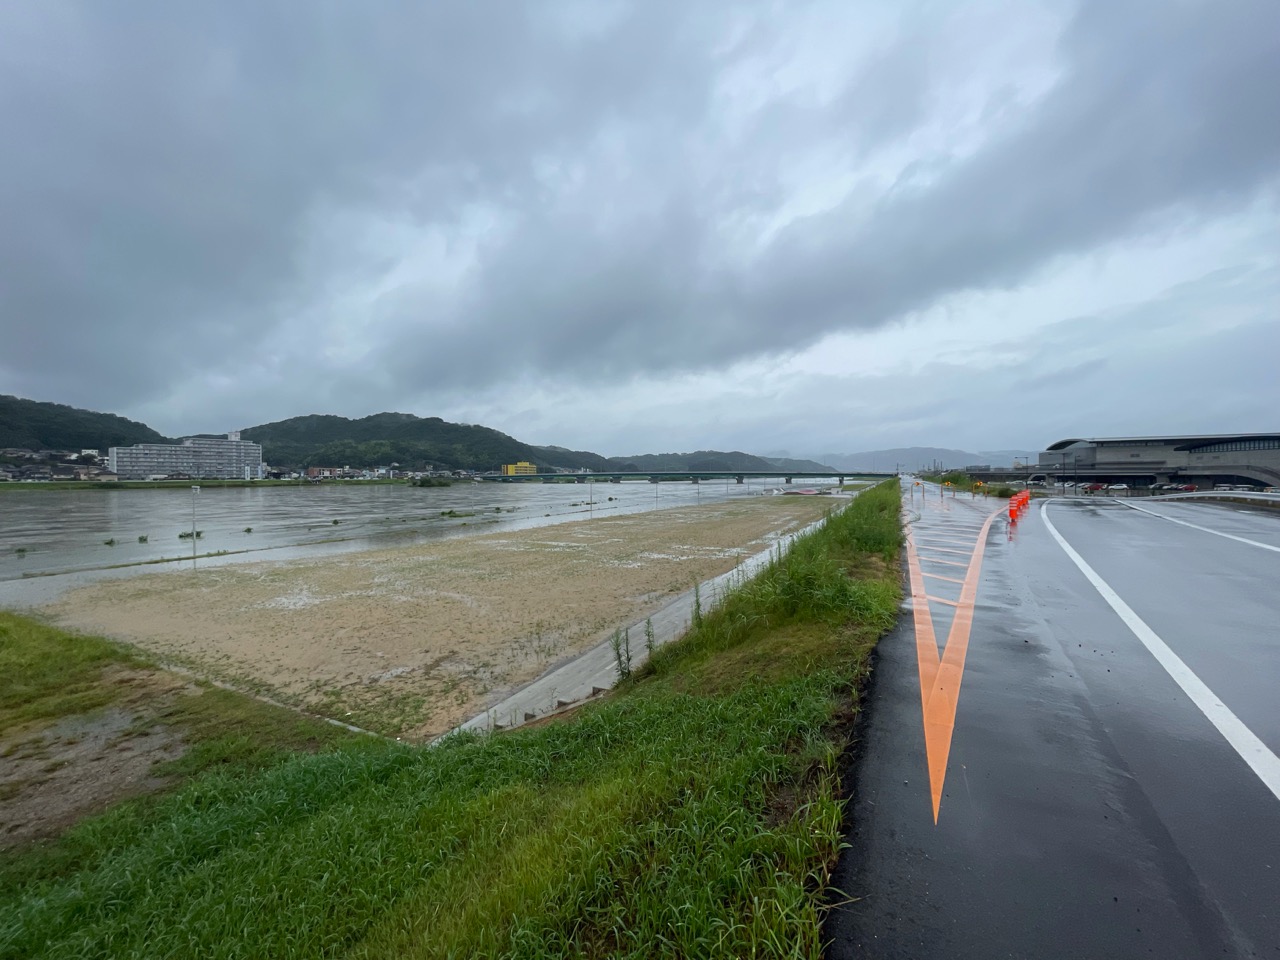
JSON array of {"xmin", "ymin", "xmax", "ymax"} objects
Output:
[{"xmin": 1143, "ymin": 491, "xmax": 1280, "ymax": 504}]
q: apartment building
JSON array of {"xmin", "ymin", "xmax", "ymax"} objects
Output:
[{"xmin": 108, "ymin": 433, "xmax": 265, "ymax": 480}]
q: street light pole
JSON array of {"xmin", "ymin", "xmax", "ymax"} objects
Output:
[{"xmin": 191, "ymin": 484, "xmax": 200, "ymax": 568}]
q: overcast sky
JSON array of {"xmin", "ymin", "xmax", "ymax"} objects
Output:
[{"xmin": 2, "ymin": 1, "xmax": 1276, "ymax": 458}]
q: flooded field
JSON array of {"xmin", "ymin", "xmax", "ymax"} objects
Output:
[
  {"xmin": 0, "ymin": 478, "xmax": 813, "ymax": 599},
  {"xmin": 41, "ymin": 495, "xmax": 836, "ymax": 740}
]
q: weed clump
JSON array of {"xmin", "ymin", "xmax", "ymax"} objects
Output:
[{"xmin": 644, "ymin": 480, "xmax": 902, "ymax": 679}]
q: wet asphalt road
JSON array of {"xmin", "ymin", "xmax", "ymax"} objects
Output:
[{"xmin": 824, "ymin": 487, "xmax": 1280, "ymax": 959}]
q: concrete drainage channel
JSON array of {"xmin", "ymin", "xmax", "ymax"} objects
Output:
[{"xmin": 447, "ymin": 491, "xmax": 863, "ymax": 740}]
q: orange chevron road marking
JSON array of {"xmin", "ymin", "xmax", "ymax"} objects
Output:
[{"xmin": 905, "ymin": 509, "xmax": 999, "ymax": 823}]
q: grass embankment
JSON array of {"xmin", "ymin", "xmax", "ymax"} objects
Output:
[
  {"xmin": 1, "ymin": 615, "xmax": 346, "ymax": 761},
  {"xmin": 0, "ymin": 615, "xmax": 354, "ymax": 882},
  {"xmin": 0, "ymin": 481, "xmax": 902, "ymax": 959},
  {"xmin": 922, "ymin": 470, "xmax": 1016, "ymax": 498}
]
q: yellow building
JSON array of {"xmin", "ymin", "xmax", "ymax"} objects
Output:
[{"xmin": 501, "ymin": 461, "xmax": 538, "ymax": 476}]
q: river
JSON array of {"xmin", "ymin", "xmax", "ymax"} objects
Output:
[{"xmin": 0, "ymin": 477, "xmax": 834, "ymax": 604}]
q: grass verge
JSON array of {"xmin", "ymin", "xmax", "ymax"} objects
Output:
[
  {"xmin": 921, "ymin": 470, "xmax": 1015, "ymax": 498},
  {"xmin": 0, "ymin": 615, "xmax": 143, "ymax": 733},
  {"xmin": 0, "ymin": 481, "xmax": 903, "ymax": 959},
  {"xmin": 0, "ymin": 612, "xmax": 354, "ymax": 896}
]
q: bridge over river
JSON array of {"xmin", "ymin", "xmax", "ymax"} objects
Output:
[{"xmin": 480, "ymin": 471, "xmax": 896, "ymax": 485}]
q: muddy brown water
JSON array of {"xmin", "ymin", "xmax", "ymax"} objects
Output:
[{"xmin": 0, "ymin": 478, "xmax": 824, "ymax": 604}]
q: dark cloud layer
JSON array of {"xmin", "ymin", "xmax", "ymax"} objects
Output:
[{"xmin": 1, "ymin": 1, "xmax": 1276, "ymax": 430}]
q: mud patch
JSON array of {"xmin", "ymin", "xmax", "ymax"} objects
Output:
[
  {"xmin": 1, "ymin": 704, "xmax": 185, "ymax": 849},
  {"xmin": 46, "ymin": 497, "xmax": 834, "ymax": 740}
]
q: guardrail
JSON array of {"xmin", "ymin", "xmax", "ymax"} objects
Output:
[
  {"xmin": 1141, "ymin": 491, "xmax": 1280, "ymax": 505},
  {"xmin": 1048, "ymin": 490, "xmax": 1280, "ymax": 505}
]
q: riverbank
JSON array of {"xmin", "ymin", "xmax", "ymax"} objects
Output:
[
  {"xmin": 1, "ymin": 481, "xmax": 902, "ymax": 960},
  {"xmin": 45, "ymin": 497, "xmax": 833, "ymax": 739}
]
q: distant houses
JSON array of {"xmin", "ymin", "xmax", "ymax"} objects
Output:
[
  {"xmin": 0, "ymin": 442, "xmax": 491, "ymax": 484},
  {"xmin": 0, "ymin": 446, "xmax": 118, "ymax": 482},
  {"xmin": 301, "ymin": 465, "xmax": 474, "ymax": 481}
]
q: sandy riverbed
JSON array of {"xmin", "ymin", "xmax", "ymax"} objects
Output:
[{"xmin": 46, "ymin": 497, "xmax": 833, "ymax": 740}]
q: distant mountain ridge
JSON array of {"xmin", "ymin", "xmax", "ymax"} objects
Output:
[
  {"xmin": 816, "ymin": 447, "xmax": 1038, "ymax": 472},
  {"xmin": 608, "ymin": 451, "xmax": 833, "ymax": 474},
  {"xmin": 0, "ymin": 395, "xmax": 167, "ymax": 451},
  {"xmin": 0, "ymin": 394, "xmax": 856, "ymax": 474},
  {"xmin": 241, "ymin": 413, "xmax": 836, "ymax": 472}
]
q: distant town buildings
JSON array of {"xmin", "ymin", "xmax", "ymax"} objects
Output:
[
  {"xmin": 108, "ymin": 433, "xmax": 265, "ymax": 480},
  {"xmin": 501, "ymin": 461, "xmax": 538, "ymax": 476}
]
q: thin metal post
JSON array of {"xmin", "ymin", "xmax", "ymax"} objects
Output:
[{"xmin": 191, "ymin": 485, "xmax": 200, "ymax": 568}]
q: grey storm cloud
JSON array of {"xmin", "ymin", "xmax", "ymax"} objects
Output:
[{"xmin": 1, "ymin": 0, "xmax": 1277, "ymax": 421}]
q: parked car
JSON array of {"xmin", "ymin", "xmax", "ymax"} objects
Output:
[
  {"xmin": 1178, "ymin": 484, "xmax": 1198, "ymax": 491},
  {"xmin": 1082, "ymin": 483, "xmax": 1106, "ymax": 492},
  {"xmin": 1107, "ymin": 484, "xmax": 1129, "ymax": 491}
]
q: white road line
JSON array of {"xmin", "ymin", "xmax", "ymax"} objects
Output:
[
  {"xmin": 1116, "ymin": 500, "xmax": 1280, "ymax": 554},
  {"xmin": 1042, "ymin": 502, "xmax": 1280, "ymax": 804}
]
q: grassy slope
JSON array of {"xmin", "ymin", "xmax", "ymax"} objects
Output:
[
  {"xmin": 0, "ymin": 616, "xmax": 142, "ymax": 733},
  {"xmin": 0, "ymin": 481, "xmax": 902, "ymax": 959},
  {"xmin": 922, "ymin": 471, "xmax": 1016, "ymax": 498},
  {"xmin": 0, "ymin": 614, "xmax": 354, "ymax": 900}
]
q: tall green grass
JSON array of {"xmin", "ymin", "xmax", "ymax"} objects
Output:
[
  {"xmin": 642, "ymin": 480, "xmax": 901, "ymax": 681},
  {"xmin": 0, "ymin": 481, "xmax": 903, "ymax": 959},
  {"xmin": 0, "ymin": 614, "xmax": 140, "ymax": 733}
]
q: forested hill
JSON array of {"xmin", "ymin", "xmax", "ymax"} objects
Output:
[
  {"xmin": 0, "ymin": 394, "xmax": 836, "ymax": 474},
  {"xmin": 0, "ymin": 395, "xmax": 167, "ymax": 451},
  {"xmin": 239, "ymin": 416, "xmax": 837, "ymax": 473},
  {"xmin": 241, "ymin": 413, "xmax": 610, "ymax": 472}
]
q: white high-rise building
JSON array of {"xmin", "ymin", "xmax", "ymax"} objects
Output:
[{"xmin": 108, "ymin": 433, "xmax": 264, "ymax": 480}]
